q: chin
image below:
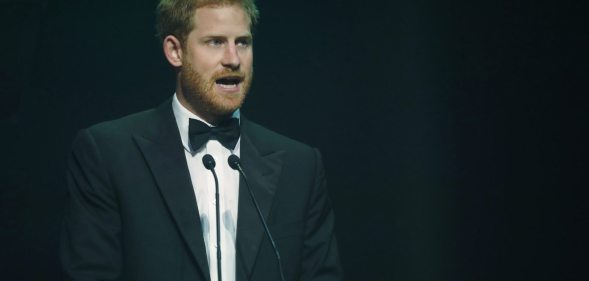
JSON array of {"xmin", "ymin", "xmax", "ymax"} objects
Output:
[{"xmin": 208, "ymin": 94, "xmax": 245, "ymax": 116}]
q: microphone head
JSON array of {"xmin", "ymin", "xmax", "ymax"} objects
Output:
[
  {"xmin": 228, "ymin": 154, "xmax": 240, "ymax": 170},
  {"xmin": 202, "ymin": 154, "xmax": 216, "ymax": 170}
]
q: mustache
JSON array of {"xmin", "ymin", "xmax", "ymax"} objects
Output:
[{"xmin": 211, "ymin": 70, "xmax": 246, "ymax": 81}]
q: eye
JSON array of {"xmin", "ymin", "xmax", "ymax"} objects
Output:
[
  {"xmin": 207, "ymin": 38, "xmax": 224, "ymax": 47},
  {"xmin": 236, "ymin": 38, "xmax": 252, "ymax": 48}
]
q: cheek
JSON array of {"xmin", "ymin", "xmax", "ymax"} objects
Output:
[
  {"xmin": 242, "ymin": 59, "xmax": 254, "ymax": 73},
  {"xmin": 189, "ymin": 50, "xmax": 220, "ymax": 72},
  {"xmin": 243, "ymin": 51, "xmax": 254, "ymax": 65}
]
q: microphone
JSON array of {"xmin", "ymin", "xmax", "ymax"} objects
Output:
[
  {"xmin": 202, "ymin": 154, "xmax": 222, "ymax": 281},
  {"xmin": 228, "ymin": 155, "xmax": 286, "ymax": 281},
  {"xmin": 202, "ymin": 154, "xmax": 216, "ymax": 169},
  {"xmin": 227, "ymin": 154, "xmax": 243, "ymax": 174}
]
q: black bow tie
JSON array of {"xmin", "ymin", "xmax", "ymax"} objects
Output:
[{"xmin": 188, "ymin": 118, "xmax": 240, "ymax": 151}]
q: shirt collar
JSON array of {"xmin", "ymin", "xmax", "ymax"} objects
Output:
[{"xmin": 172, "ymin": 93, "xmax": 240, "ymax": 153}]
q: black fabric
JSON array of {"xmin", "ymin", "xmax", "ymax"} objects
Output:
[
  {"xmin": 188, "ymin": 118, "xmax": 240, "ymax": 151},
  {"xmin": 60, "ymin": 99, "xmax": 343, "ymax": 281}
]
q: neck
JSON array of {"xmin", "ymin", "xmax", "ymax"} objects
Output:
[{"xmin": 176, "ymin": 88, "xmax": 232, "ymax": 126}]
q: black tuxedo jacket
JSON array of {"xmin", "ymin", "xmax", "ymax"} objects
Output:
[{"xmin": 61, "ymin": 100, "xmax": 342, "ymax": 281}]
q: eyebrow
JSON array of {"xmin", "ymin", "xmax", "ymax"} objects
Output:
[
  {"xmin": 201, "ymin": 31, "xmax": 252, "ymax": 38},
  {"xmin": 200, "ymin": 34, "xmax": 253, "ymax": 42},
  {"xmin": 236, "ymin": 35, "xmax": 253, "ymax": 41}
]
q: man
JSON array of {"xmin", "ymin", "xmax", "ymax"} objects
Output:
[{"xmin": 60, "ymin": 1, "xmax": 343, "ymax": 281}]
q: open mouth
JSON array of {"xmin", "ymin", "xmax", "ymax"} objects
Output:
[{"xmin": 215, "ymin": 75, "xmax": 244, "ymax": 89}]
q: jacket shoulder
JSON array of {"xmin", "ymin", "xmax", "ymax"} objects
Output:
[
  {"xmin": 70, "ymin": 100, "xmax": 175, "ymax": 156},
  {"xmin": 243, "ymin": 119, "xmax": 316, "ymax": 153},
  {"xmin": 86, "ymin": 107, "xmax": 160, "ymax": 137}
]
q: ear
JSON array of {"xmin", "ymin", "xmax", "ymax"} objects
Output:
[{"xmin": 163, "ymin": 35, "xmax": 184, "ymax": 67}]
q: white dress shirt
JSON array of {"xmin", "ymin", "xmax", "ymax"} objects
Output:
[{"xmin": 172, "ymin": 94, "xmax": 240, "ymax": 281}]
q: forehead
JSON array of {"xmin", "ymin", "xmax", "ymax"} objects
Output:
[{"xmin": 192, "ymin": 5, "xmax": 252, "ymax": 35}]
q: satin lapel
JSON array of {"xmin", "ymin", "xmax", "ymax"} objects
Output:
[
  {"xmin": 133, "ymin": 102, "xmax": 210, "ymax": 281},
  {"xmin": 236, "ymin": 121, "xmax": 285, "ymax": 280}
]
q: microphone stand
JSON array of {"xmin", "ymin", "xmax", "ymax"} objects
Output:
[
  {"xmin": 228, "ymin": 155, "xmax": 285, "ymax": 281},
  {"xmin": 203, "ymin": 154, "xmax": 222, "ymax": 281}
]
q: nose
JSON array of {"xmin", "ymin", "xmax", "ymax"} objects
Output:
[{"xmin": 221, "ymin": 44, "xmax": 240, "ymax": 70}]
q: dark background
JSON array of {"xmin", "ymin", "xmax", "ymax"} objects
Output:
[{"xmin": 1, "ymin": 0, "xmax": 587, "ymax": 280}]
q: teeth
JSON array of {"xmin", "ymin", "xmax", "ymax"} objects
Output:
[{"xmin": 218, "ymin": 83, "xmax": 237, "ymax": 89}]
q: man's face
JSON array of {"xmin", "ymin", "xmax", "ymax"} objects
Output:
[{"xmin": 179, "ymin": 5, "xmax": 253, "ymax": 121}]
